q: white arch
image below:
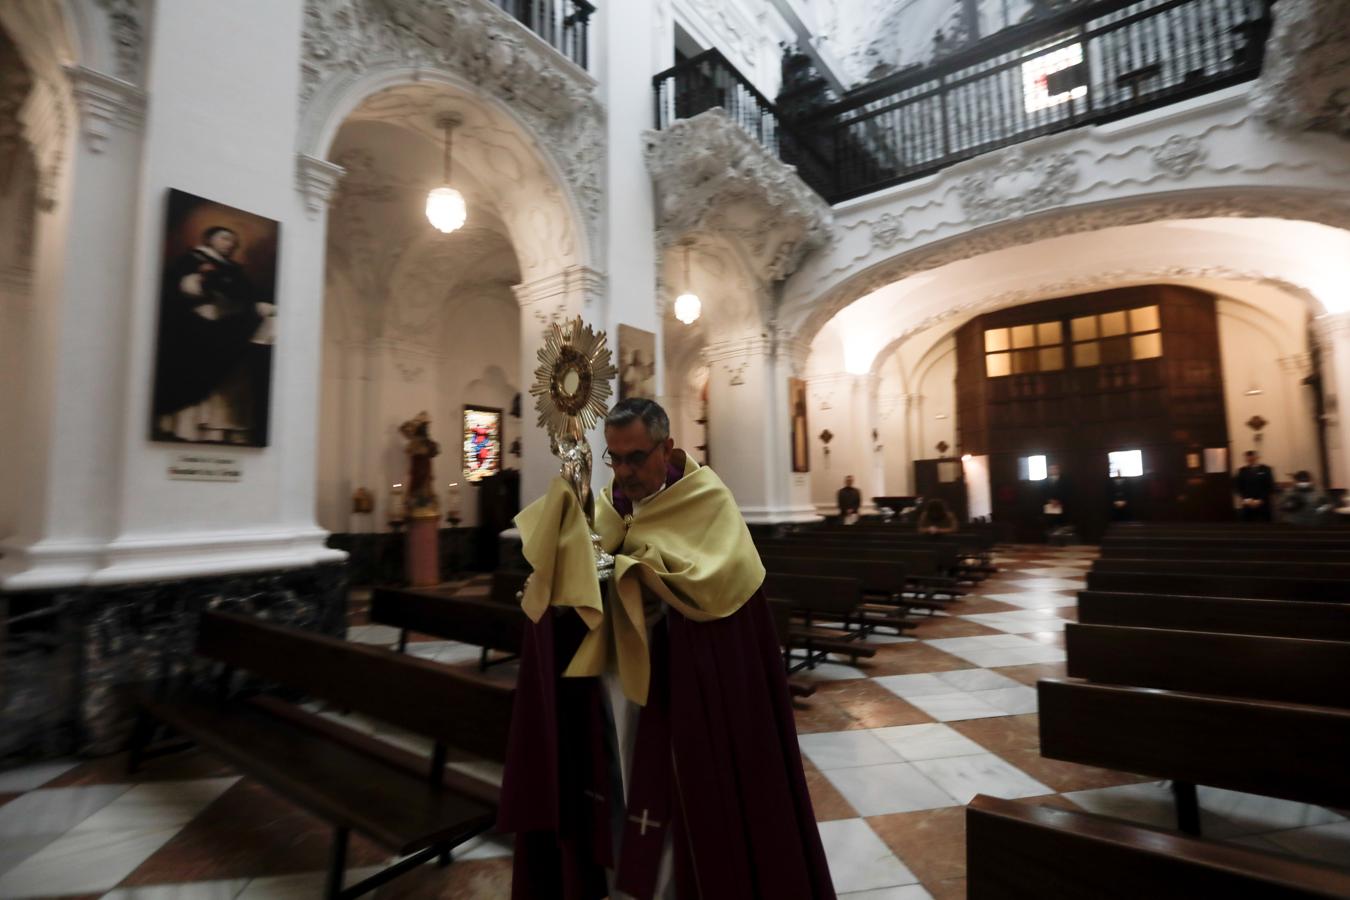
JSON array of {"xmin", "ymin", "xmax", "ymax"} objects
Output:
[{"xmin": 299, "ymin": 66, "xmax": 594, "ymax": 274}]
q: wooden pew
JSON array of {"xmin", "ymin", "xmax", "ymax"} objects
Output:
[
  {"xmin": 1077, "ymin": 591, "xmax": 1350, "ymax": 642},
  {"xmin": 1102, "ymin": 537, "xmax": 1350, "ymax": 556},
  {"xmin": 1063, "ymin": 623, "xmax": 1350, "ymax": 709},
  {"xmin": 130, "ymin": 610, "xmax": 513, "ymax": 899},
  {"xmin": 1038, "ymin": 679, "xmax": 1350, "ymax": 830},
  {"xmin": 370, "ymin": 586, "xmax": 524, "ymax": 670},
  {"xmin": 1084, "ymin": 570, "xmax": 1350, "ymax": 603},
  {"xmin": 761, "ymin": 572, "xmax": 882, "ymax": 672},
  {"xmin": 966, "ymin": 794, "xmax": 1350, "ymax": 899},
  {"xmin": 756, "ymin": 541, "xmax": 959, "ymax": 607},
  {"xmin": 1091, "ymin": 558, "xmax": 1350, "ymax": 580},
  {"xmin": 485, "ymin": 569, "xmax": 528, "ymax": 605},
  {"xmin": 1099, "ymin": 544, "xmax": 1350, "ymax": 563}
]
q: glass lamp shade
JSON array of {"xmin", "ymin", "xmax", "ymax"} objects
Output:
[
  {"xmin": 673, "ymin": 292, "xmax": 702, "ymax": 325},
  {"xmin": 425, "ymin": 186, "xmax": 466, "ymax": 233}
]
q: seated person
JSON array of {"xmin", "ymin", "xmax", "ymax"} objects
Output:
[
  {"xmin": 1278, "ymin": 470, "xmax": 1333, "ymax": 525},
  {"xmin": 917, "ymin": 498, "xmax": 958, "ymax": 534}
]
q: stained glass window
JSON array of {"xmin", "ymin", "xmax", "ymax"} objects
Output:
[{"xmin": 463, "ymin": 406, "xmax": 502, "ymax": 482}]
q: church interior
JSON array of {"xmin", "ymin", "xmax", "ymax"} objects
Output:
[{"xmin": 2, "ymin": 0, "xmax": 1349, "ymax": 896}]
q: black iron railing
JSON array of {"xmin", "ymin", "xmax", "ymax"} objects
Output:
[
  {"xmin": 652, "ymin": 49, "xmax": 836, "ymax": 196},
  {"xmin": 653, "ymin": 0, "xmax": 1272, "ymax": 203},
  {"xmin": 490, "ymin": 0, "xmax": 595, "ymax": 70}
]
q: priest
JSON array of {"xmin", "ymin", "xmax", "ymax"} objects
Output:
[{"xmin": 499, "ymin": 397, "xmax": 836, "ymax": 900}]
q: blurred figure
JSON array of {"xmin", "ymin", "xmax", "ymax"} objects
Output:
[
  {"xmin": 1108, "ymin": 467, "xmax": 1133, "ymax": 522},
  {"xmin": 838, "ymin": 475, "xmax": 861, "ymax": 524},
  {"xmin": 1234, "ymin": 450, "xmax": 1274, "ymax": 521},
  {"xmin": 917, "ymin": 498, "xmax": 958, "ymax": 534},
  {"xmin": 1278, "ymin": 470, "xmax": 1333, "ymax": 525}
]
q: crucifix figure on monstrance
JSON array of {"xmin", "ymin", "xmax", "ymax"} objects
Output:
[{"xmin": 529, "ymin": 316, "xmax": 619, "ymax": 578}]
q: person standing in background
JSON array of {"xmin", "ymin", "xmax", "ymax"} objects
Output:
[
  {"xmin": 837, "ymin": 475, "xmax": 862, "ymax": 524},
  {"xmin": 1234, "ymin": 450, "xmax": 1274, "ymax": 521}
]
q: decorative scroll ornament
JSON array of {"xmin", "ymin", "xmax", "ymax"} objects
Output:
[
  {"xmin": 955, "ymin": 148, "xmax": 1078, "ymax": 225},
  {"xmin": 530, "ymin": 316, "xmax": 618, "ymax": 576}
]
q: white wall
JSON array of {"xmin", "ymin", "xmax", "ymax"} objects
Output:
[{"xmin": 1216, "ymin": 294, "xmax": 1318, "ymax": 483}]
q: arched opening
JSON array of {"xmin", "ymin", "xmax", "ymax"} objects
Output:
[
  {"xmin": 312, "ymin": 79, "xmax": 586, "ymax": 583},
  {"xmin": 802, "ymin": 216, "xmax": 1347, "ymax": 531}
]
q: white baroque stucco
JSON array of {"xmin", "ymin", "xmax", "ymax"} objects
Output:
[
  {"xmin": 781, "ymin": 85, "xmax": 1350, "ymax": 344},
  {"xmin": 299, "ymin": 0, "xmax": 605, "ymax": 259},
  {"xmin": 645, "ymin": 109, "xmax": 832, "ymax": 285},
  {"xmin": 1251, "ymin": 0, "xmax": 1350, "ymax": 136}
]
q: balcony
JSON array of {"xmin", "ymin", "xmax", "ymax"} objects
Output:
[
  {"xmin": 653, "ymin": 0, "xmax": 1273, "ymax": 203},
  {"xmin": 489, "ymin": 0, "xmax": 595, "ymax": 70}
]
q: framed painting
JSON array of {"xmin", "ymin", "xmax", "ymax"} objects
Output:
[
  {"xmin": 617, "ymin": 324, "xmax": 657, "ymax": 401},
  {"xmin": 464, "ymin": 405, "xmax": 503, "ymax": 482},
  {"xmin": 149, "ymin": 189, "xmax": 280, "ymax": 447},
  {"xmin": 789, "ymin": 377, "xmax": 810, "ymax": 472}
]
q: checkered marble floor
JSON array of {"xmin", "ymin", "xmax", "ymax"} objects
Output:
[{"xmin": 1, "ymin": 546, "xmax": 1347, "ymax": 899}]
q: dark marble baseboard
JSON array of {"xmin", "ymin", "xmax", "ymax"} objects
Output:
[{"xmin": 0, "ymin": 562, "xmax": 348, "ymax": 765}]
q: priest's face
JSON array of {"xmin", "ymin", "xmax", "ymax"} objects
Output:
[{"xmin": 605, "ymin": 419, "xmax": 673, "ymax": 501}]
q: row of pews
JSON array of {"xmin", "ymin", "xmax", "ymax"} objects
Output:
[
  {"xmin": 969, "ymin": 521, "xmax": 1350, "ymax": 898},
  {"xmin": 752, "ymin": 522, "xmax": 996, "ymax": 673}
]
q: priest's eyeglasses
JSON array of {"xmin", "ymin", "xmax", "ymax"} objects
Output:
[{"xmin": 602, "ymin": 442, "xmax": 662, "ymax": 469}]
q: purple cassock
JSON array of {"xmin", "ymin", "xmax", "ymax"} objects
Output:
[{"xmin": 497, "ymin": 462, "xmax": 837, "ymax": 899}]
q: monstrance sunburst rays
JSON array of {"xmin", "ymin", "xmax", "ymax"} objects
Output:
[{"xmin": 530, "ymin": 316, "xmax": 617, "ymax": 440}]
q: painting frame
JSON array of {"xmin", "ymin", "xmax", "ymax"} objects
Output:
[
  {"xmin": 463, "ymin": 404, "xmax": 503, "ymax": 483},
  {"xmin": 617, "ymin": 324, "xmax": 657, "ymax": 402},
  {"xmin": 148, "ymin": 188, "xmax": 280, "ymax": 448}
]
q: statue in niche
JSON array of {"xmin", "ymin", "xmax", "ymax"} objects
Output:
[{"xmin": 399, "ymin": 411, "xmax": 441, "ymax": 518}]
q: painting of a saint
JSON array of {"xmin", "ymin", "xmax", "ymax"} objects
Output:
[
  {"xmin": 790, "ymin": 377, "xmax": 810, "ymax": 473},
  {"xmin": 149, "ymin": 189, "xmax": 279, "ymax": 447},
  {"xmin": 618, "ymin": 324, "xmax": 657, "ymax": 401},
  {"xmin": 464, "ymin": 406, "xmax": 503, "ymax": 482}
]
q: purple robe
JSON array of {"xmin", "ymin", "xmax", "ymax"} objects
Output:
[{"xmin": 498, "ymin": 463, "xmax": 836, "ymax": 899}]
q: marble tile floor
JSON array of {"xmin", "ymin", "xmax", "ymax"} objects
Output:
[{"xmin": 1, "ymin": 547, "xmax": 1347, "ymax": 898}]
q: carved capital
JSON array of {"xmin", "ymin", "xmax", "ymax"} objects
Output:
[
  {"xmin": 296, "ymin": 154, "xmax": 346, "ymax": 218},
  {"xmin": 1252, "ymin": 0, "xmax": 1350, "ymax": 136},
  {"xmin": 644, "ymin": 110, "xmax": 832, "ymax": 284},
  {"xmin": 954, "ymin": 147, "xmax": 1079, "ymax": 225},
  {"xmin": 565, "ymin": 264, "xmax": 607, "ymax": 308},
  {"xmin": 65, "ymin": 66, "xmax": 144, "ymax": 153},
  {"xmin": 1278, "ymin": 352, "xmax": 1314, "ymax": 377},
  {"xmin": 703, "ymin": 335, "xmax": 775, "ymax": 365}
]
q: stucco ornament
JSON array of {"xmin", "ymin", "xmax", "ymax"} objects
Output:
[
  {"xmin": 300, "ymin": 0, "xmax": 605, "ymax": 253},
  {"xmin": 644, "ymin": 110, "xmax": 833, "ymax": 283},
  {"xmin": 1252, "ymin": 0, "xmax": 1350, "ymax": 136},
  {"xmin": 1151, "ymin": 135, "xmax": 1208, "ymax": 178},
  {"xmin": 955, "ymin": 148, "xmax": 1079, "ymax": 225},
  {"xmin": 89, "ymin": 0, "xmax": 145, "ymax": 83}
]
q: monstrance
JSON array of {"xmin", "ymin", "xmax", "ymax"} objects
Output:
[{"xmin": 529, "ymin": 316, "xmax": 619, "ymax": 577}]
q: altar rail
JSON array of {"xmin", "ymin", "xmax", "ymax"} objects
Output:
[{"xmin": 653, "ymin": 0, "xmax": 1272, "ymax": 202}]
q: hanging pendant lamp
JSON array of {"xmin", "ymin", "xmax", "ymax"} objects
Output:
[
  {"xmin": 426, "ymin": 114, "xmax": 466, "ymax": 234},
  {"xmin": 673, "ymin": 243, "xmax": 701, "ymax": 325}
]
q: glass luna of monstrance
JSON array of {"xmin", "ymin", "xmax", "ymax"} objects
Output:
[{"xmin": 529, "ymin": 316, "xmax": 619, "ymax": 579}]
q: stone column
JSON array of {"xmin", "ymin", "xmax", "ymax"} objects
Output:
[
  {"xmin": 704, "ymin": 335, "xmax": 819, "ymax": 523},
  {"xmin": 1, "ymin": 67, "xmax": 145, "ymax": 589},
  {"xmin": 1315, "ymin": 312, "xmax": 1350, "ymax": 490}
]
